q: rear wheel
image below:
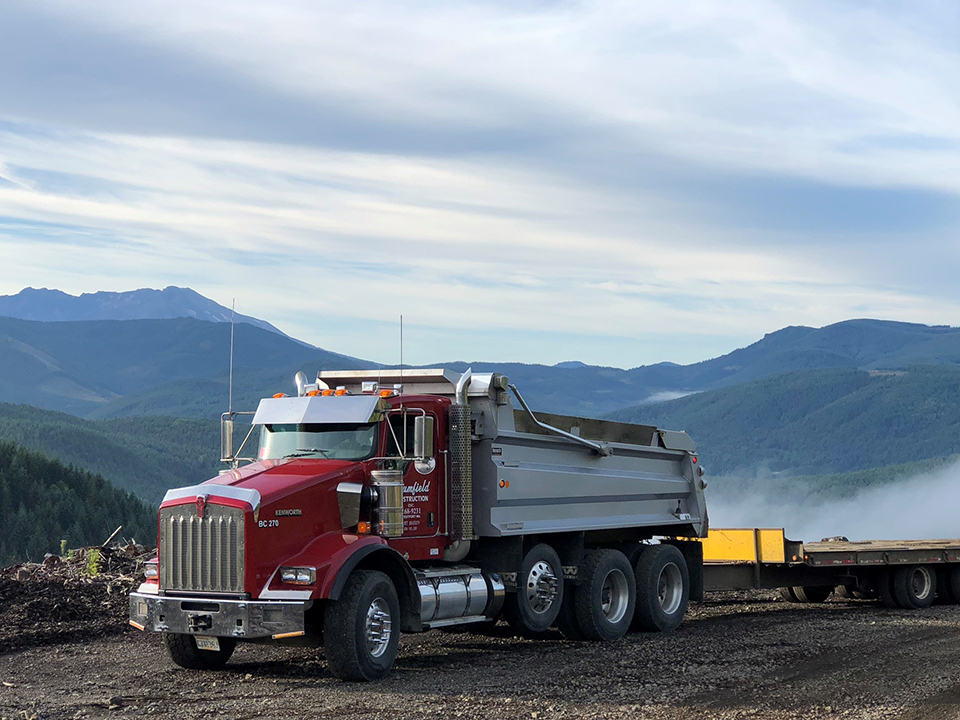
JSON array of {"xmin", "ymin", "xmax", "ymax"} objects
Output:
[
  {"xmin": 572, "ymin": 549, "xmax": 635, "ymax": 641},
  {"xmin": 791, "ymin": 586, "xmax": 832, "ymax": 603},
  {"xmin": 893, "ymin": 565, "xmax": 936, "ymax": 609},
  {"xmin": 877, "ymin": 569, "xmax": 899, "ymax": 608},
  {"xmin": 503, "ymin": 544, "xmax": 564, "ymax": 635},
  {"xmin": 633, "ymin": 544, "xmax": 689, "ymax": 632},
  {"xmin": 163, "ymin": 633, "xmax": 236, "ymax": 670},
  {"xmin": 779, "ymin": 586, "xmax": 799, "ymax": 602},
  {"xmin": 556, "ymin": 585, "xmax": 586, "ymax": 640},
  {"xmin": 835, "ymin": 584, "xmax": 855, "ymax": 600},
  {"xmin": 323, "ymin": 570, "xmax": 400, "ymax": 681},
  {"xmin": 949, "ymin": 566, "xmax": 960, "ymax": 604}
]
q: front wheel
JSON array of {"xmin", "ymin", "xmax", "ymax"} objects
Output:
[
  {"xmin": 163, "ymin": 633, "xmax": 236, "ymax": 670},
  {"xmin": 323, "ymin": 570, "xmax": 401, "ymax": 681}
]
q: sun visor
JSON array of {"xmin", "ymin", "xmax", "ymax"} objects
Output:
[{"xmin": 252, "ymin": 395, "xmax": 385, "ymax": 425}]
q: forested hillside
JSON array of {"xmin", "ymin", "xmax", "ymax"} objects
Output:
[
  {"xmin": 609, "ymin": 366, "xmax": 960, "ymax": 476},
  {"xmin": 0, "ymin": 441, "xmax": 156, "ymax": 565},
  {"xmin": 0, "ymin": 403, "xmax": 221, "ymax": 502}
]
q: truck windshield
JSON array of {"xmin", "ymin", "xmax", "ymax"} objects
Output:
[{"xmin": 257, "ymin": 423, "xmax": 378, "ymax": 461}]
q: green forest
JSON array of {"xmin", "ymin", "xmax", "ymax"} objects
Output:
[
  {"xmin": 610, "ymin": 365, "xmax": 960, "ymax": 476},
  {"xmin": 0, "ymin": 440, "xmax": 157, "ymax": 566},
  {"xmin": 0, "ymin": 403, "xmax": 223, "ymax": 502}
]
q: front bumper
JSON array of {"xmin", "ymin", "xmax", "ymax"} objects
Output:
[{"xmin": 129, "ymin": 593, "xmax": 309, "ymax": 640}]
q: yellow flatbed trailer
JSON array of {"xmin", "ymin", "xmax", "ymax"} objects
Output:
[{"xmin": 699, "ymin": 528, "xmax": 960, "ymax": 609}]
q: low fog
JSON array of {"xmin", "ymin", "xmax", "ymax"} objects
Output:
[{"xmin": 707, "ymin": 459, "xmax": 960, "ymax": 542}]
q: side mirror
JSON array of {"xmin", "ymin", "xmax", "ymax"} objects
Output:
[
  {"xmin": 221, "ymin": 416, "xmax": 235, "ymax": 461},
  {"xmin": 414, "ymin": 415, "xmax": 434, "ymax": 458}
]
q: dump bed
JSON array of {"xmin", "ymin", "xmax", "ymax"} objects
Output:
[{"xmin": 319, "ymin": 368, "xmax": 708, "ymax": 541}]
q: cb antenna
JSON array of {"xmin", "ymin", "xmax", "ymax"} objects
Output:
[
  {"xmin": 399, "ymin": 314, "xmax": 404, "ymax": 405},
  {"xmin": 228, "ymin": 299, "xmax": 236, "ymax": 414}
]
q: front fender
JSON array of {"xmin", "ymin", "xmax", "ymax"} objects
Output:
[{"xmin": 258, "ymin": 532, "xmax": 386, "ymax": 600}]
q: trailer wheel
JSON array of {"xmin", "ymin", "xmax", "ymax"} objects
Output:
[
  {"xmin": 877, "ymin": 569, "xmax": 899, "ymax": 608},
  {"xmin": 633, "ymin": 544, "xmax": 689, "ymax": 632},
  {"xmin": 949, "ymin": 566, "xmax": 960, "ymax": 604},
  {"xmin": 163, "ymin": 633, "xmax": 236, "ymax": 670},
  {"xmin": 323, "ymin": 569, "xmax": 400, "ymax": 681},
  {"xmin": 572, "ymin": 549, "xmax": 635, "ymax": 641},
  {"xmin": 893, "ymin": 565, "xmax": 936, "ymax": 609},
  {"xmin": 935, "ymin": 568, "xmax": 955, "ymax": 603},
  {"xmin": 791, "ymin": 586, "xmax": 832, "ymax": 603},
  {"xmin": 779, "ymin": 586, "xmax": 799, "ymax": 602},
  {"xmin": 502, "ymin": 544, "xmax": 564, "ymax": 635},
  {"xmin": 835, "ymin": 585, "xmax": 856, "ymax": 600}
]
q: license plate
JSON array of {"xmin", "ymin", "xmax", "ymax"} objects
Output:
[{"xmin": 194, "ymin": 636, "xmax": 221, "ymax": 652}]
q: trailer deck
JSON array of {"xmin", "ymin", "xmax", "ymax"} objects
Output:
[{"xmin": 700, "ymin": 528, "xmax": 960, "ymax": 594}]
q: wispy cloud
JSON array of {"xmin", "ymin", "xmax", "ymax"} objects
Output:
[{"xmin": 0, "ymin": 1, "xmax": 958, "ymax": 366}]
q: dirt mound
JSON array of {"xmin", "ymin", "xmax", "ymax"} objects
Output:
[{"xmin": 0, "ymin": 544, "xmax": 153, "ymax": 654}]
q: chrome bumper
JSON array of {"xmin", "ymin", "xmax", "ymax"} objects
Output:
[{"xmin": 129, "ymin": 592, "xmax": 309, "ymax": 640}]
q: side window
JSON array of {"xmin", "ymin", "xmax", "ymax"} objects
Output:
[{"xmin": 385, "ymin": 414, "xmax": 418, "ymax": 457}]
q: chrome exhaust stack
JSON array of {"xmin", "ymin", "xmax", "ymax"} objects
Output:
[{"xmin": 444, "ymin": 368, "xmax": 473, "ymax": 562}]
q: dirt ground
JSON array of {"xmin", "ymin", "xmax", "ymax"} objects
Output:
[{"xmin": 2, "ymin": 560, "xmax": 960, "ymax": 720}]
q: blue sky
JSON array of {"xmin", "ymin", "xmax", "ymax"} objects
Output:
[{"xmin": 0, "ymin": 1, "xmax": 958, "ymax": 368}]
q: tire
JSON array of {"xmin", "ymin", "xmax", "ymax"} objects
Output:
[
  {"xmin": 163, "ymin": 633, "xmax": 236, "ymax": 670},
  {"xmin": 573, "ymin": 549, "xmax": 635, "ymax": 641},
  {"xmin": 950, "ymin": 566, "xmax": 960, "ymax": 604},
  {"xmin": 936, "ymin": 568, "xmax": 956, "ymax": 603},
  {"xmin": 503, "ymin": 543, "xmax": 564, "ymax": 634},
  {"xmin": 877, "ymin": 569, "xmax": 899, "ymax": 608},
  {"xmin": 791, "ymin": 586, "xmax": 832, "ymax": 603},
  {"xmin": 555, "ymin": 585, "xmax": 586, "ymax": 640},
  {"xmin": 779, "ymin": 586, "xmax": 799, "ymax": 602},
  {"xmin": 323, "ymin": 570, "xmax": 401, "ymax": 681},
  {"xmin": 893, "ymin": 565, "xmax": 936, "ymax": 609},
  {"xmin": 633, "ymin": 544, "xmax": 689, "ymax": 632},
  {"xmin": 835, "ymin": 585, "xmax": 855, "ymax": 600}
]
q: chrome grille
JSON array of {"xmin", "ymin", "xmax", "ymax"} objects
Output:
[{"xmin": 159, "ymin": 503, "xmax": 245, "ymax": 593}]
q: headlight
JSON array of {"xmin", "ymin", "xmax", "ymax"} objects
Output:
[
  {"xmin": 280, "ymin": 566, "xmax": 316, "ymax": 585},
  {"xmin": 144, "ymin": 560, "xmax": 159, "ymax": 579}
]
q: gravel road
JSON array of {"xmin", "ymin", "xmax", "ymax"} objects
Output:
[{"xmin": 3, "ymin": 590, "xmax": 960, "ymax": 720}]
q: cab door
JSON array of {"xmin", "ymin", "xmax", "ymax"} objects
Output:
[{"xmin": 385, "ymin": 411, "xmax": 441, "ymax": 537}]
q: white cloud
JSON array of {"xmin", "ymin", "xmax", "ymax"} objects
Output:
[{"xmin": 0, "ymin": 1, "xmax": 958, "ymax": 366}]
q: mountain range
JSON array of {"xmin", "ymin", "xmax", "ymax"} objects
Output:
[
  {"xmin": 3, "ymin": 286, "xmax": 960, "ymax": 419},
  {"xmin": 0, "ymin": 286, "xmax": 293, "ymax": 338}
]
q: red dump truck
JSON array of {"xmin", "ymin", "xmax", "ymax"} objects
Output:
[{"xmin": 130, "ymin": 368, "xmax": 708, "ymax": 680}]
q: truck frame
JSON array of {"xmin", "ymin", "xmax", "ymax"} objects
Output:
[{"xmin": 130, "ymin": 368, "xmax": 709, "ymax": 680}]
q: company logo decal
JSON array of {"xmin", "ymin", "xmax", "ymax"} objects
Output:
[{"xmin": 275, "ymin": 509, "xmax": 303, "ymax": 517}]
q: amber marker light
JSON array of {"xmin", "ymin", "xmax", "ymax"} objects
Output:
[
  {"xmin": 306, "ymin": 390, "xmax": 320, "ymax": 396},
  {"xmin": 357, "ymin": 521, "xmax": 371, "ymax": 534},
  {"xmin": 321, "ymin": 389, "xmax": 335, "ymax": 396},
  {"xmin": 273, "ymin": 393, "xmax": 286, "ymax": 398}
]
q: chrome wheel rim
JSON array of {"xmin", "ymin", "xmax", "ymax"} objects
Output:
[
  {"xmin": 365, "ymin": 597, "xmax": 392, "ymax": 658},
  {"xmin": 526, "ymin": 560, "xmax": 559, "ymax": 614},
  {"xmin": 658, "ymin": 562, "xmax": 683, "ymax": 615},
  {"xmin": 600, "ymin": 568, "xmax": 630, "ymax": 624},
  {"xmin": 911, "ymin": 567, "xmax": 932, "ymax": 601}
]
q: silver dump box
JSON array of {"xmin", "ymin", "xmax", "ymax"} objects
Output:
[{"xmin": 321, "ymin": 369, "xmax": 708, "ymax": 540}]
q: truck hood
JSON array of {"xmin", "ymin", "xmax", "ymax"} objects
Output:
[{"xmin": 160, "ymin": 458, "xmax": 363, "ymax": 510}]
